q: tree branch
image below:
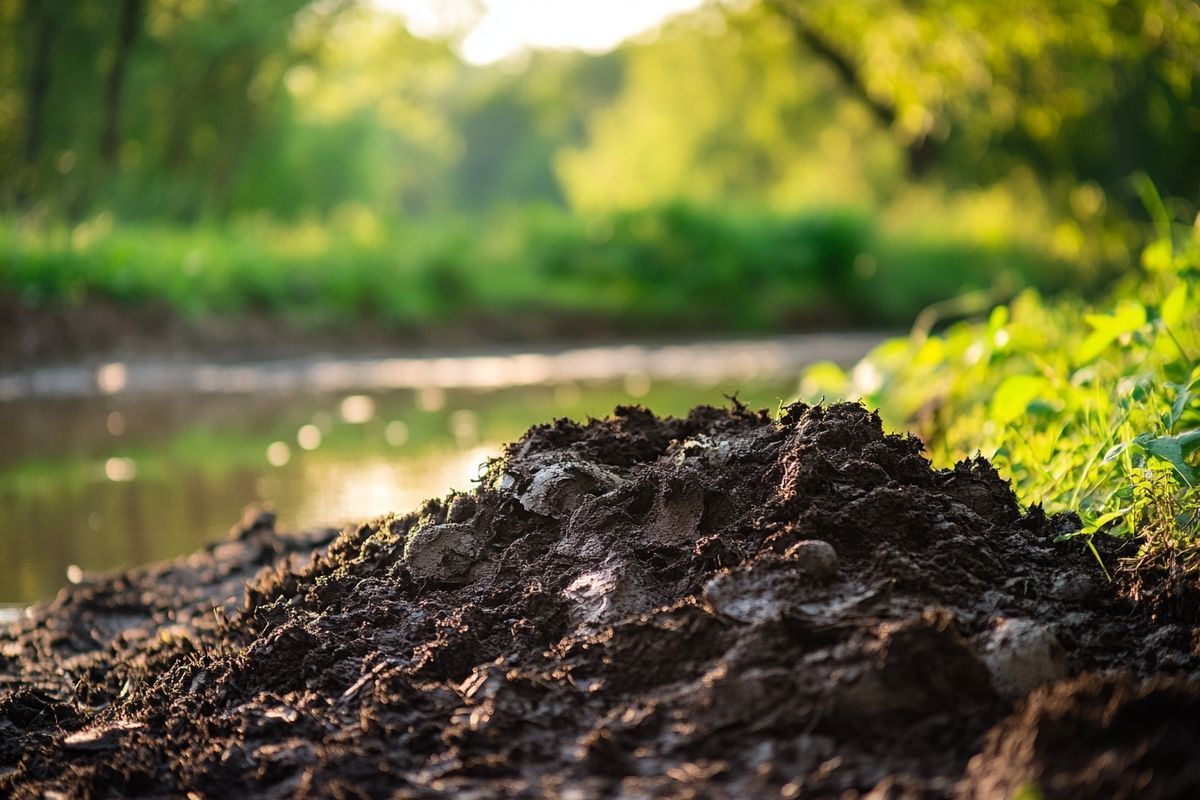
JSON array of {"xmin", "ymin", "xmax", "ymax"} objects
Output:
[{"xmin": 766, "ymin": 0, "xmax": 938, "ymax": 176}]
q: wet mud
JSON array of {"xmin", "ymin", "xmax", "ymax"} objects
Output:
[{"xmin": 2, "ymin": 403, "xmax": 1197, "ymax": 798}]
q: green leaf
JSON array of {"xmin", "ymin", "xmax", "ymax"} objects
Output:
[
  {"xmin": 799, "ymin": 360, "xmax": 849, "ymax": 400},
  {"xmin": 1161, "ymin": 282, "xmax": 1188, "ymax": 329},
  {"xmin": 991, "ymin": 374, "xmax": 1047, "ymax": 424},
  {"xmin": 1102, "ymin": 442, "xmax": 1128, "ymax": 463},
  {"xmin": 1026, "ymin": 399, "xmax": 1060, "ymax": 416},
  {"xmin": 1076, "ymin": 329, "xmax": 1118, "ymax": 364},
  {"xmin": 1111, "ymin": 299, "xmax": 1147, "ymax": 333},
  {"xmin": 1142, "ymin": 238, "xmax": 1173, "ymax": 273},
  {"xmin": 1170, "ymin": 386, "xmax": 1193, "ymax": 429},
  {"xmin": 1082, "ymin": 506, "xmax": 1131, "ymax": 533},
  {"xmin": 1132, "ymin": 430, "xmax": 1200, "ymax": 485},
  {"xmin": 1076, "ymin": 300, "xmax": 1147, "ymax": 363},
  {"xmin": 1085, "ymin": 300, "xmax": 1147, "ymax": 334}
]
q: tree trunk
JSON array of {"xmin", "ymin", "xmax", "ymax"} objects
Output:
[
  {"xmin": 100, "ymin": 0, "xmax": 145, "ymax": 165},
  {"xmin": 17, "ymin": 0, "xmax": 56, "ymax": 206}
]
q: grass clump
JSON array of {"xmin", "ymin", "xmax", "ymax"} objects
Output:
[{"xmin": 801, "ymin": 205, "xmax": 1199, "ymax": 588}]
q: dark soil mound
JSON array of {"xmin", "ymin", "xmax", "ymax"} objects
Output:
[{"xmin": 2, "ymin": 403, "xmax": 1197, "ymax": 798}]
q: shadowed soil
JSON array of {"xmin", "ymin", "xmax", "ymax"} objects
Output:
[
  {"xmin": 0, "ymin": 294, "xmax": 629, "ymax": 369},
  {"xmin": 1, "ymin": 402, "xmax": 1197, "ymax": 798}
]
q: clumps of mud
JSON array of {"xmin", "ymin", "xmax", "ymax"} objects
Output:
[{"xmin": 2, "ymin": 402, "xmax": 1197, "ymax": 799}]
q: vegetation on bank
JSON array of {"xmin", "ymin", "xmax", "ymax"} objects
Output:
[
  {"xmin": 0, "ymin": 203, "xmax": 1076, "ymax": 334},
  {"xmin": 803, "ymin": 203, "xmax": 1199, "ymax": 576},
  {"xmin": 2, "ymin": 0, "xmax": 1190, "ymax": 338}
]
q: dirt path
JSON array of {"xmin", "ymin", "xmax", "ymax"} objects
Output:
[{"xmin": 2, "ymin": 403, "xmax": 1197, "ymax": 798}]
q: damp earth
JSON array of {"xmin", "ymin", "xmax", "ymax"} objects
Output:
[{"xmin": 2, "ymin": 402, "xmax": 1197, "ymax": 798}]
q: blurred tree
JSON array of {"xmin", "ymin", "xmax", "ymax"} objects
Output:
[
  {"xmin": 0, "ymin": 0, "xmax": 1194, "ymax": 238},
  {"xmin": 557, "ymin": 4, "xmax": 901, "ymax": 211},
  {"xmin": 100, "ymin": 0, "xmax": 145, "ymax": 166},
  {"xmin": 17, "ymin": 1, "xmax": 56, "ymax": 203},
  {"xmin": 246, "ymin": 3, "xmax": 462, "ymax": 217},
  {"xmin": 764, "ymin": 0, "xmax": 938, "ymax": 177},
  {"xmin": 762, "ymin": 0, "xmax": 1200, "ymax": 215},
  {"xmin": 0, "ymin": 0, "xmax": 347, "ymax": 218},
  {"xmin": 1, "ymin": 0, "xmax": 104, "ymax": 211},
  {"xmin": 449, "ymin": 50, "xmax": 623, "ymax": 211}
]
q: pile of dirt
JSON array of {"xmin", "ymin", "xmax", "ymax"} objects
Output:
[{"xmin": 2, "ymin": 402, "xmax": 1197, "ymax": 798}]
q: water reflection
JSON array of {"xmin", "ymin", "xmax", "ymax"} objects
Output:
[
  {"xmin": 0, "ymin": 333, "xmax": 880, "ymax": 400},
  {"xmin": 0, "ymin": 378, "xmax": 798, "ymax": 604},
  {"xmin": 0, "ymin": 334, "xmax": 882, "ymax": 604},
  {"xmin": 283, "ymin": 447, "xmax": 499, "ymax": 526}
]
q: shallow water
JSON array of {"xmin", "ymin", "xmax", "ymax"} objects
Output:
[{"xmin": 0, "ymin": 334, "xmax": 879, "ymax": 604}]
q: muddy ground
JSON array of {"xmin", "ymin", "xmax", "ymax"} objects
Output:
[
  {"xmin": 0, "ymin": 293, "xmax": 617, "ymax": 369},
  {"xmin": 2, "ymin": 402, "xmax": 1198, "ymax": 798},
  {"xmin": 3, "ymin": 293, "xmax": 789, "ymax": 369}
]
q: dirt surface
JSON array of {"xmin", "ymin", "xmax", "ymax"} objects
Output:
[
  {"xmin": 3, "ymin": 293, "xmax": 851, "ymax": 370},
  {"xmin": 0, "ymin": 293, "xmax": 631, "ymax": 369},
  {"xmin": 2, "ymin": 402, "xmax": 1197, "ymax": 798}
]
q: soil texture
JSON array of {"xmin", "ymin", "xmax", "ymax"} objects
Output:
[{"xmin": 2, "ymin": 402, "xmax": 1197, "ymax": 798}]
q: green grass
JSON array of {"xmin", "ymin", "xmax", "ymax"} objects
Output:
[
  {"xmin": 801, "ymin": 203, "xmax": 1199, "ymax": 575},
  {"xmin": 0, "ymin": 202, "xmax": 1076, "ymax": 336}
]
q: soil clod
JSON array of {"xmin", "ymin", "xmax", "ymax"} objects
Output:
[{"xmin": 403, "ymin": 521, "xmax": 482, "ymax": 585}]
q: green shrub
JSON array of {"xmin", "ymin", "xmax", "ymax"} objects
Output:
[
  {"xmin": 0, "ymin": 203, "xmax": 1074, "ymax": 335},
  {"xmin": 801, "ymin": 212, "xmax": 1200, "ymax": 569}
]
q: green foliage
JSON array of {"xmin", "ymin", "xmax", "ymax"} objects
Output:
[
  {"xmin": 801, "ymin": 211, "xmax": 1200, "ymax": 559},
  {"xmin": 0, "ymin": 0, "xmax": 622, "ymax": 222},
  {"xmin": 2, "ymin": 0, "xmax": 1196, "ymax": 258},
  {"xmin": 770, "ymin": 0, "xmax": 1200, "ymax": 207},
  {"xmin": 556, "ymin": 5, "xmax": 901, "ymax": 212},
  {"xmin": 0, "ymin": 202, "xmax": 1070, "ymax": 332}
]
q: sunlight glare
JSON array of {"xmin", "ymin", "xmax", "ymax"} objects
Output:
[
  {"xmin": 291, "ymin": 446, "xmax": 498, "ymax": 527},
  {"xmin": 375, "ymin": 0, "xmax": 706, "ymax": 64}
]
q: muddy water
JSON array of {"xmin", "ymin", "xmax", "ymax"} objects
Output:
[{"xmin": 0, "ymin": 334, "xmax": 880, "ymax": 604}]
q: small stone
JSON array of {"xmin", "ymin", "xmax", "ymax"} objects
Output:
[
  {"xmin": 672, "ymin": 434, "xmax": 734, "ymax": 467},
  {"xmin": 785, "ymin": 539, "xmax": 839, "ymax": 581},
  {"xmin": 977, "ymin": 617, "xmax": 1070, "ymax": 700},
  {"xmin": 519, "ymin": 461, "xmax": 625, "ymax": 519},
  {"xmin": 403, "ymin": 522, "xmax": 480, "ymax": 585},
  {"xmin": 1047, "ymin": 571, "xmax": 1095, "ymax": 602}
]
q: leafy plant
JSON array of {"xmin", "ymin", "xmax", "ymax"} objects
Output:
[{"xmin": 800, "ymin": 198, "xmax": 1200, "ymax": 572}]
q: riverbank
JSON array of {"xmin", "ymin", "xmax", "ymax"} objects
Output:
[
  {"xmin": 0, "ymin": 203, "xmax": 1080, "ymax": 370},
  {"xmin": 2, "ymin": 402, "xmax": 1196, "ymax": 798}
]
